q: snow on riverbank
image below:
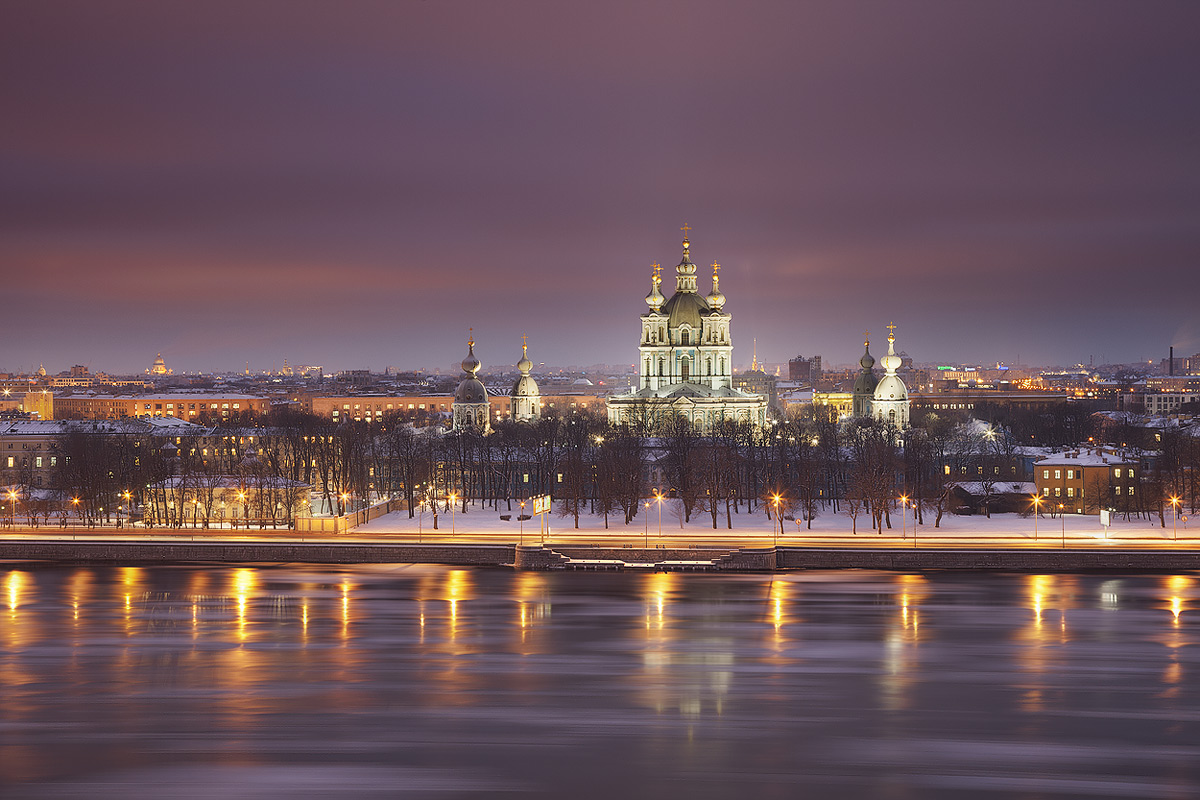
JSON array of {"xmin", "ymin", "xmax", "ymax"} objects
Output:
[{"xmin": 355, "ymin": 498, "xmax": 1187, "ymax": 540}]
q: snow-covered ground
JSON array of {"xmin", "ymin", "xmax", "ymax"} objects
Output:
[{"xmin": 355, "ymin": 498, "xmax": 1192, "ymax": 542}]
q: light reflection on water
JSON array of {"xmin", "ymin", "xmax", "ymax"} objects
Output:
[{"xmin": 0, "ymin": 565, "xmax": 1199, "ymax": 798}]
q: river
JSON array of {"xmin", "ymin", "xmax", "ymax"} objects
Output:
[{"xmin": 1, "ymin": 565, "xmax": 1198, "ymax": 798}]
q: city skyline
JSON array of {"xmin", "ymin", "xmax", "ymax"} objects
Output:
[{"xmin": 3, "ymin": 2, "xmax": 1198, "ymax": 375}]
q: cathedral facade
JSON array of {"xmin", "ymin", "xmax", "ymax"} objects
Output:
[
  {"xmin": 851, "ymin": 324, "xmax": 910, "ymax": 428},
  {"xmin": 607, "ymin": 231, "xmax": 768, "ymax": 430}
]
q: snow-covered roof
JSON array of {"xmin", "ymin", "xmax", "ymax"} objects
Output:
[
  {"xmin": 1035, "ymin": 449, "xmax": 1136, "ymax": 467},
  {"xmin": 951, "ymin": 481, "xmax": 1036, "ymax": 496}
]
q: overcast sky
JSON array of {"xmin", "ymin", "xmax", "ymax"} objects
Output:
[{"xmin": 2, "ymin": 1, "xmax": 1198, "ymax": 375}]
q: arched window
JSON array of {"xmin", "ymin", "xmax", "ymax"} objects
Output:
[
  {"xmin": 658, "ymin": 358, "xmax": 664, "ymax": 377},
  {"xmin": 680, "ymin": 357, "xmax": 690, "ymax": 382},
  {"xmin": 681, "ymin": 328, "xmax": 690, "ymax": 346}
]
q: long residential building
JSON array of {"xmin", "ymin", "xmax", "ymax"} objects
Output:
[{"xmin": 54, "ymin": 393, "xmax": 273, "ymax": 420}]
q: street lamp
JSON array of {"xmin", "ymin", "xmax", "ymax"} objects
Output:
[
  {"xmin": 449, "ymin": 492, "xmax": 458, "ymax": 536},
  {"xmin": 1171, "ymin": 496, "xmax": 1181, "ymax": 540},
  {"xmin": 1059, "ymin": 503, "xmax": 1065, "ymax": 549},
  {"xmin": 6, "ymin": 490, "xmax": 17, "ymax": 524},
  {"xmin": 644, "ymin": 500, "xmax": 651, "ymax": 548},
  {"xmin": 1031, "ymin": 494, "xmax": 1041, "ymax": 541},
  {"xmin": 899, "ymin": 495, "xmax": 909, "ymax": 540},
  {"xmin": 654, "ymin": 491, "xmax": 663, "ymax": 540},
  {"xmin": 519, "ymin": 500, "xmax": 526, "ymax": 544},
  {"xmin": 771, "ymin": 494, "xmax": 782, "ymax": 546}
]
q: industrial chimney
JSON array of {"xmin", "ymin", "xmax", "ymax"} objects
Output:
[{"xmin": 1170, "ymin": 346, "xmax": 1175, "ymax": 376}]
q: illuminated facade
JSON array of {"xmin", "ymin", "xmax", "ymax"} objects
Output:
[
  {"xmin": 452, "ymin": 334, "xmax": 490, "ymax": 433},
  {"xmin": 510, "ymin": 339, "xmax": 541, "ymax": 423},
  {"xmin": 607, "ymin": 232, "xmax": 768, "ymax": 429},
  {"xmin": 871, "ymin": 324, "xmax": 910, "ymax": 428}
]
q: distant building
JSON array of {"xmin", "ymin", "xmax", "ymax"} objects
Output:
[
  {"xmin": 148, "ymin": 353, "xmax": 171, "ymax": 376},
  {"xmin": 788, "ymin": 354, "xmax": 821, "ymax": 383},
  {"xmin": 1034, "ymin": 449, "xmax": 1140, "ymax": 515},
  {"xmin": 54, "ymin": 393, "xmax": 271, "ymax": 420}
]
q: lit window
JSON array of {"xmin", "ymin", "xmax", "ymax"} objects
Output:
[
  {"xmin": 1066, "ymin": 470, "xmax": 1074, "ymax": 479},
  {"xmin": 1067, "ymin": 487, "xmax": 1074, "ymax": 498},
  {"xmin": 1127, "ymin": 469, "xmax": 1134, "ymax": 478},
  {"xmin": 1043, "ymin": 488, "xmax": 1050, "ymax": 496},
  {"xmin": 1054, "ymin": 470, "xmax": 1061, "ymax": 479},
  {"xmin": 1054, "ymin": 488, "xmax": 1061, "ymax": 497},
  {"xmin": 1043, "ymin": 469, "xmax": 1049, "ymax": 479},
  {"xmin": 1114, "ymin": 468, "xmax": 1120, "ymax": 478},
  {"xmin": 1128, "ymin": 486, "xmax": 1135, "ymax": 496}
]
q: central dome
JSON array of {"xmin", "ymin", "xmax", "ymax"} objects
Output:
[{"xmin": 662, "ymin": 290, "xmax": 710, "ymax": 330}]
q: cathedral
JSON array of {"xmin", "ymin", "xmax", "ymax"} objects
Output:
[
  {"xmin": 606, "ymin": 230, "xmax": 769, "ymax": 430},
  {"xmin": 452, "ymin": 334, "xmax": 490, "ymax": 433},
  {"xmin": 453, "ymin": 334, "xmax": 541, "ymax": 433},
  {"xmin": 851, "ymin": 324, "xmax": 910, "ymax": 428}
]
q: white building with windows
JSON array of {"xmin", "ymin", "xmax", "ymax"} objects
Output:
[
  {"xmin": 871, "ymin": 324, "xmax": 910, "ymax": 428},
  {"xmin": 607, "ymin": 232, "xmax": 768, "ymax": 429}
]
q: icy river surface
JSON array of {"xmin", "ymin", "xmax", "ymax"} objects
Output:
[{"xmin": 2, "ymin": 565, "xmax": 1199, "ymax": 799}]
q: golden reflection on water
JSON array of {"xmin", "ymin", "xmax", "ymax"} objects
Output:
[
  {"xmin": 638, "ymin": 572, "xmax": 733, "ymax": 720},
  {"xmin": 881, "ymin": 574, "xmax": 928, "ymax": 711},
  {"xmin": 231, "ymin": 568, "xmax": 256, "ymax": 642},
  {"xmin": 515, "ymin": 572, "xmax": 549, "ymax": 650},
  {"xmin": 7, "ymin": 570, "xmax": 26, "ymax": 612}
]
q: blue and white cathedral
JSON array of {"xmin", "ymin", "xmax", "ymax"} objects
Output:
[{"xmin": 607, "ymin": 230, "xmax": 768, "ymax": 429}]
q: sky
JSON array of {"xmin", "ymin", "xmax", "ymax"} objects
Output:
[{"xmin": 2, "ymin": 1, "xmax": 1198, "ymax": 376}]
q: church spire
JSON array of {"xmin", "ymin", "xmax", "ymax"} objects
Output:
[
  {"xmin": 645, "ymin": 262, "xmax": 665, "ymax": 312},
  {"xmin": 706, "ymin": 261, "xmax": 726, "ymax": 309},
  {"xmin": 675, "ymin": 224, "xmax": 697, "ymax": 292}
]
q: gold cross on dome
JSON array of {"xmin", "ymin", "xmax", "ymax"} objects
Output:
[
  {"xmin": 468, "ymin": 327, "xmax": 474, "ymax": 347},
  {"xmin": 522, "ymin": 334, "xmax": 527, "ymax": 348},
  {"xmin": 681, "ymin": 223, "xmax": 691, "ymax": 237},
  {"xmin": 864, "ymin": 329, "xmax": 870, "ymax": 343},
  {"xmin": 887, "ymin": 322, "xmax": 897, "ymax": 337},
  {"xmin": 652, "ymin": 262, "xmax": 661, "ymax": 277},
  {"xmin": 711, "ymin": 261, "xmax": 720, "ymax": 273}
]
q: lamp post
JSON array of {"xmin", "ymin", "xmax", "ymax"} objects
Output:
[
  {"xmin": 771, "ymin": 494, "xmax": 781, "ymax": 546},
  {"xmin": 7, "ymin": 490, "xmax": 17, "ymax": 527},
  {"xmin": 1031, "ymin": 494, "xmax": 1041, "ymax": 541},
  {"xmin": 655, "ymin": 491, "xmax": 663, "ymax": 541},
  {"xmin": 900, "ymin": 495, "xmax": 908, "ymax": 540},
  {"xmin": 1171, "ymin": 496, "xmax": 1180, "ymax": 540},
  {"xmin": 644, "ymin": 501, "xmax": 651, "ymax": 548},
  {"xmin": 519, "ymin": 500, "xmax": 526, "ymax": 544},
  {"xmin": 1060, "ymin": 503, "xmax": 1065, "ymax": 549},
  {"xmin": 449, "ymin": 493, "xmax": 458, "ymax": 536}
]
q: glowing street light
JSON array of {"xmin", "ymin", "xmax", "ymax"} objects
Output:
[
  {"xmin": 899, "ymin": 495, "xmax": 909, "ymax": 540},
  {"xmin": 654, "ymin": 491, "xmax": 664, "ymax": 540},
  {"xmin": 771, "ymin": 494, "xmax": 782, "ymax": 546},
  {"xmin": 644, "ymin": 500, "xmax": 651, "ymax": 547},
  {"xmin": 1170, "ymin": 496, "xmax": 1181, "ymax": 540},
  {"xmin": 1031, "ymin": 494, "xmax": 1041, "ymax": 541},
  {"xmin": 1059, "ymin": 503, "xmax": 1066, "ymax": 549},
  {"xmin": 449, "ymin": 492, "xmax": 458, "ymax": 535}
]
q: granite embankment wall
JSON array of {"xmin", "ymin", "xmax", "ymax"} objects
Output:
[
  {"xmin": 777, "ymin": 548, "xmax": 1200, "ymax": 571},
  {"xmin": 4, "ymin": 540, "xmax": 1200, "ymax": 571},
  {"xmin": 0, "ymin": 541, "xmax": 515, "ymax": 566}
]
